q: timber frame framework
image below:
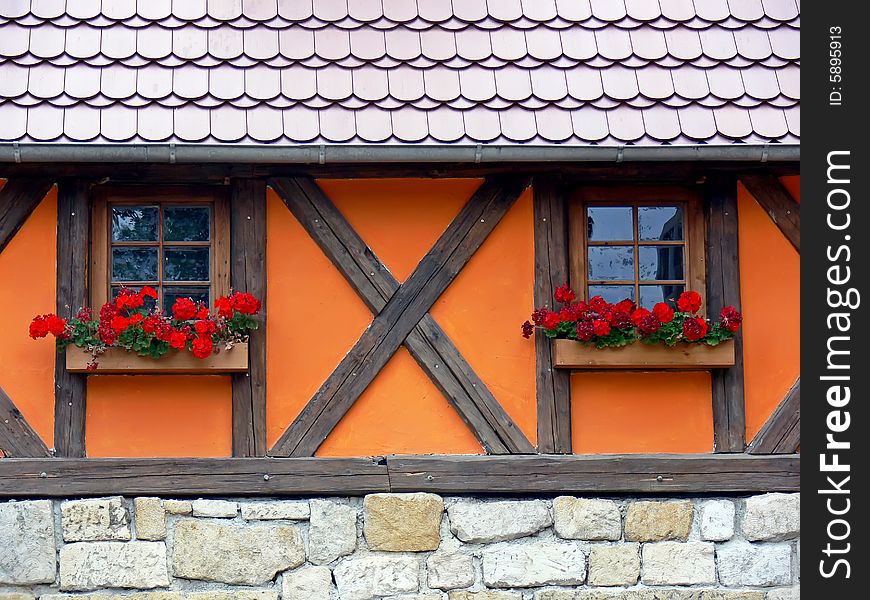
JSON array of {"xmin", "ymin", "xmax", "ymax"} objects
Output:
[{"xmin": 0, "ymin": 163, "xmax": 800, "ymax": 496}]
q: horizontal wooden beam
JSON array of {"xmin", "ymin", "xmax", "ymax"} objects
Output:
[
  {"xmin": 747, "ymin": 378, "xmax": 800, "ymax": 454},
  {"xmin": 0, "ymin": 454, "xmax": 799, "ymax": 496},
  {"xmin": 0, "ymin": 457, "xmax": 389, "ymax": 497},
  {"xmin": 388, "ymin": 454, "xmax": 799, "ymax": 494}
]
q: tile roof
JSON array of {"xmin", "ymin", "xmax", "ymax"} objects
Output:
[{"xmin": 0, "ymin": 0, "xmax": 800, "ymax": 146}]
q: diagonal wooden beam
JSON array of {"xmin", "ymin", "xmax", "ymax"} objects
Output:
[
  {"xmin": 270, "ymin": 176, "xmax": 531, "ymax": 457},
  {"xmin": 269, "ymin": 178, "xmax": 534, "ymax": 454},
  {"xmin": 0, "ymin": 178, "xmax": 54, "ymax": 254},
  {"xmin": 747, "ymin": 378, "xmax": 800, "ymax": 454},
  {"xmin": 705, "ymin": 174, "xmax": 746, "ymax": 453},
  {"xmin": 0, "ymin": 386, "xmax": 51, "ymax": 458},
  {"xmin": 739, "ymin": 174, "xmax": 800, "ymax": 253},
  {"xmin": 533, "ymin": 178, "xmax": 572, "ymax": 454}
]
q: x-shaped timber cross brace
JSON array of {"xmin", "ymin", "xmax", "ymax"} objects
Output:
[{"xmin": 268, "ymin": 176, "xmax": 535, "ymax": 457}]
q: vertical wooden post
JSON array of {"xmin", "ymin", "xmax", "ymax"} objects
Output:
[
  {"xmin": 230, "ymin": 179, "xmax": 267, "ymax": 457},
  {"xmin": 54, "ymin": 179, "xmax": 90, "ymax": 457},
  {"xmin": 705, "ymin": 174, "xmax": 746, "ymax": 453},
  {"xmin": 533, "ymin": 178, "xmax": 572, "ymax": 454}
]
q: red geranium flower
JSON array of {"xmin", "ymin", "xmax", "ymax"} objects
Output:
[
  {"xmin": 29, "ymin": 316, "xmax": 49, "ymax": 339},
  {"xmin": 196, "ymin": 306, "xmax": 210, "ymax": 320},
  {"xmin": 576, "ymin": 319, "xmax": 594, "ymax": 341},
  {"xmin": 172, "ymin": 297, "xmax": 198, "ymax": 321},
  {"xmin": 215, "ymin": 295, "xmax": 234, "ymax": 318},
  {"xmin": 110, "ymin": 315, "xmax": 130, "ymax": 333},
  {"xmin": 554, "ymin": 284, "xmax": 576, "ymax": 304},
  {"xmin": 45, "ymin": 314, "xmax": 67, "ymax": 336},
  {"xmin": 719, "ymin": 306, "xmax": 743, "ymax": 332},
  {"xmin": 191, "ymin": 336, "xmax": 214, "ymax": 359},
  {"xmin": 115, "ymin": 289, "xmax": 144, "ymax": 311},
  {"xmin": 682, "ymin": 317, "xmax": 709, "ymax": 341},
  {"xmin": 521, "ymin": 321, "xmax": 534, "ymax": 339},
  {"xmin": 195, "ymin": 319, "xmax": 216, "ymax": 337},
  {"xmin": 169, "ymin": 330, "xmax": 188, "ymax": 349},
  {"xmin": 630, "ymin": 308, "xmax": 651, "ymax": 327},
  {"xmin": 638, "ymin": 313, "xmax": 662, "ymax": 335},
  {"xmin": 76, "ymin": 307, "xmax": 92, "ymax": 322},
  {"xmin": 593, "ymin": 319, "xmax": 611, "ymax": 337},
  {"xmin": 652, "ymin": 302, "xmax": 675, "ymax": 324},
  {"xmin": 677, "ymin": 291, "xmax": 702, "ymax": 313},
  {"xmin": 142, "ymin": 316, "xmax": 161, "ymax": 334},
  {"xmin": 231, "ymin": 292, "xmax": 261, "ymax": 315},
  {"xmin": 588, "ymin": 296, "xmax": 607, "ymax": 313},
  {"xmin": 611, "ymin": 311, "xmax": 631, "ymax": 329},
  {"xmin": 614, "ymin": 299, "xmax": 636, "ymax": 315},
  {"xmin": 542, "ymin": 311, "xmax": 561, "ymax": 330},
  {"xmin": 140, "ymin": 286, "xmax": 158, "ymax": 300}
]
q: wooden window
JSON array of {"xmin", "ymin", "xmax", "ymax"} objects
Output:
[
  {"xmin": 91, "ymin": 186, "xmax": 230, "ymax": 311},
  {"xmin": 569, "ymin": 186, "xmax": 705, "ymax": 310}
]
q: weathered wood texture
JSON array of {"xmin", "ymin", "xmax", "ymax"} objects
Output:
[
  {"xmin": 230, "ymin": 179, "xmax": 268, "ymax": 457},
  {"xmin": 387, "ymin": 454, "xmax": 799, "ymax": 493},
  {"xmin": 269, "ymin": 177, "xmax": 533, "ymax": 455},
  {"xmin": 533, "ymin": 178, "xmax": 572, "ymax": 454},
  {"xmin": 0, "ymin": 457, "xmax": 389, "ymax": 496},
  {"xmin": 0, "ymin": 454, "xmax": 797, "ymax": 496},
  {"xmin": 740, "ymin": 174, "xmax": 800, "ymax": 253},
  {"xmin": 0, "ymin": 178, "xmax": 54, "ymax": 254},
  {"xmin": 747, "ymin": 378, "xmax": 800, "ymax": 454},
  {"xmin": 54, "ymin": 179, "xmax": 90, "ymax": 458},
  {"xmin": 0, "ymin": 386, "xmax": 51, "ymax": 458},
  {"xmin": 65, "ymin": 344, "xmax": 249, "ymax": 374},
  {"xmin": 270, "ymin": 176, "xmax": 530, "ymax": 457},
  {"xmin": 552, "ymin": 338, "xmax": 735, "ymax": 369},
  {"xmin": 705, "ymin": 174, "xmax": 746, "ymax": 453}
]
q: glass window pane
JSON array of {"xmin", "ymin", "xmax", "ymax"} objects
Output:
[
  {"xmin": 639, "ymin": 284, "xmax": 685, "ymax": 309},
  {"xmin": 112, "ymin": 247, "xmax": 158, "ymax": 281},
  {"xmin": 587, "ymin": 207, "xmax": 633, "ymax": 241},
  {"xmin": 164, "ymin": 247, "xmax": 210, "ymax": 281},
  {"xmin": 164, "ymin": 206, "xmax": 211, "ymax": 242},
  {"xmin": 588, "ymin": 246, "xmax": 634, "ymax": 281},
  {"xmin": 111, "ymin": 206, "xmax": 158, "ymax": 241},
  {"xmin": 588, "ymin": 285, "xmax": 635, "ymax": 304},
  {"xmin": 639, "ymin": 246, "xmax": 684, "ymax": 281},
  {"xmin": 164, "ymin": 286, "xmax": 209, "ymax": 312},
  {"xmin": 639, "ymin": 206, "xmax": 683, "ymax": 241},
  {"xmin": 111, "ymin": 286, "xmax": 157, "ymax": 310}
]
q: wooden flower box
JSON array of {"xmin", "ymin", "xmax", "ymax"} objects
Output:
[
  {"xmin": 65, "ymin": 343, "xmax": 249, "ymax": 374},
  {"xmin": 551, "ymin": 338, "xmax": 735, "ymax": 370}
]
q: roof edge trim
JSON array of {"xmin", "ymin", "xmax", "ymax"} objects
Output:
[{"xmin": 0, "ymin": 144, "xmax": 799, "ymax": 164}]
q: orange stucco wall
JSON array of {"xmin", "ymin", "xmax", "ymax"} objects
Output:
[
  {"xmin": 0, "ymin": 183, "xmax": 57, "ymax": 449},
  {"xmin": 739, "ymin": 181, "xmax": 800, "ymax": 442}
]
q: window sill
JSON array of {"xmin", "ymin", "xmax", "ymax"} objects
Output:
[
  {"xmin": 551, "ymin": 338, "xmax": 735, "ymax": 370},
  {"xmin": 65, "ymin": 344, "xmax": 249, "ymax": 374}
]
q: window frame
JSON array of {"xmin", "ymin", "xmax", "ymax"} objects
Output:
[
  {"xmin": 90, "ymin": 185, "xmax": 231, "ymax": 311},
  {"xmin": 568, "ymin": 185, "xmax": 706, "ymax": 312}
]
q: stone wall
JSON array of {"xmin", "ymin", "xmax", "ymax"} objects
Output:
[{"xmin": 1, "ymin": 493, "xmax": 800, "ymax": 600}]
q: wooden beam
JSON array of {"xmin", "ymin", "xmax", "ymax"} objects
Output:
[
  {"xmin": 230, "ymin": 179, "xmax": 268, "ymax": 457},
  {"xmin": 0, "ymin": 386, "xmax": 51, "ymax": 458},
  {"xmin": 705, "ymin": 174, "xmax": 746, "ymax": 453},
  {"xmin": 54, "ymin": 179, "xmax": 90, "ymax": 458},
  {"xmin": 0, "ymin": 454, "xmax": 798, "ymax": 496},
  {"xmin": 0, "ymin": 457, "xmax": 389, "ymax": 497},
  {"xmin": 269, "ymin": 178, "xmax": 534, "ymax": 454},
  {"xmin": 270, "ymin": 176, "xmax": 530, "ymax": 457},
  {"xmin": 533, "ymin": 178, "xmax": 572, "ymax": 453},
  {"xmin": 739, "ymin": 174, "xmax": 800, "ymax": 253},
  {"xmin": 387, "ymin": 454, "xmax": 799, "ymax": 494},
  {"xmin": 0, "ymin": 178, "xmax": 54, "ymax": 254},
  {"xmin": 747, "ymin": 378, "xmax": 800, "ymax": 454}
]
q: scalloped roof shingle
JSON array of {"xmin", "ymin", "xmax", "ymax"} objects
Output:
[{"xmin": 0, "ymin": 0, "xmax": 800, "ymax": 145}]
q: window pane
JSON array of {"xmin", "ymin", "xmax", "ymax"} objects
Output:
[
  {"xmin": 164, "ymin": 206, "xmax": 210, "ymax": 241},
  {"xmin": 588, "ymin": 246, "xmax": 634, "ymax": 281},
  {"xmin": 164, "ymin": 286, "xmax": 209, "ymax": 312},
  {"xmin": 638, "ymin": 206, "xmax": 683, "ymax": 241},
  {"xmin": 111, "ymin": 286, "xmax": 157, "ymax": 310},
  {"xmin": 639, "ymin": 246, "xmax": 684, "ymax": 281},
  {"xmin": 588, "ymin": 285, "xmax": 635, "ymax": 304},
  {"xmin": 587, "ymin": 207, "xmax": 633, "ymax": 241},
  {"xmin": 164, "ymin": 247, "xmax": 210, "ymax": 281},
  {"xmin": 112, "ymin": 247, "xmax": 158, "ymax": 281},
  {"xmin": 639, "ymin": 284, "xmax": 684, "ymax": 309},
  {"xmin": 111, "ymin": 206, "xmax": 158, "ymax": 241}
]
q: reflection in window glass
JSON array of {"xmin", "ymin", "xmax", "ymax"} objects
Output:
[
  {"xmin": 588, "ymin": 246, "xmax": 634, "ymax": 281},
  {"xmin": 164, "ymin": 206, "xmax": 210, "ymax": 242},
  {"xmin": 638, "ymin": 206, "xmax": 683, "ymax": 241},
  {"xmin": 639, "ymin": 285, "xmax": 684, "ymax": 310},
  {"xmin": 587, "ymin": 207, "xmax": 633, "ymax": 241},
  {"xmin": 112, "ymin": 247, "xmax": 158, "ymax": 282},
  {"xmin": 589, "ymin": 285, "xmax": 635, "ymax": 303},
  {"xmin": 111, "ymin": 206, "xmax": 159, "ymax": 241},
  {"xmin": 164, "ymin": 247, "xmax": 210, "ymax": 281},
  {"xmin": 639, "ymin": 246, "xmax": 684, "ymax": 281}
]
